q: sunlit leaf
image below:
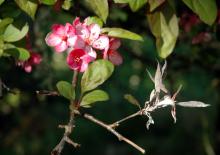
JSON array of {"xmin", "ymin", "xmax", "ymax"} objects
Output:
[
  {"xmin": 3, "ymin": 23, "xmax": 29, "ymax": 42},
  {"xmin": 81, "ymin": 60, "xmax": 114, "ymax": 94},
  {"xmin": 128, "ymin": 0, "xmax": 148, "ymax": 12},
  {"xmin": 85, "ymin": 16, "xmax": 103, "ymax": 27},
  {"xmin": 182, "ymin": 0, "xmax": 217, "ymax": 25},
  {"xmin": 124, "ymin": 94, "xmax": 141, "ymax": 109},
  {"xmin": 62, "ymin": 0, "xmax": 73, "ymax": 10},
  {"xmin": 40, "ymin": 0, "xmax": 57, "ymax": 5},
  {"xmin": 84, "ymin": 0, "xmax": 108, "ymax": 23},
  {"xmin": 14, "ymin": 0, "xmax": 38, "ymax": 19},
  {"xmin": 148, "ymin": 0, "xmax": 165, "ymax": 12},
  {"xmin": 81, "ymin": 90, "xmax": 109, "ymax": 108},
  {"xmin": 56, "ymin": 81, "xmax": 75, "ymax": 100},
  {"xmin": 0, "ymin": 18, "xmax": 14, "ymax": 34},
  {"xmin": 177, "ymin": 101, "xmax": 210, "ymax": 108},
  {"xmin": 147, "ymin": 2, "xmax": 179, "ymax": 58},
  {"xmin": 113, "ymin": 0, "xmax": 129, "ymax": 3},
  {"xmin": 0, "ymin": 0, "xmax": 4, "ymax": 5},
  {"xmin": 101, "ymin": 27, "xmax": 143, "ymax": 41},
  {"xmin": 5, "ymin": 47, "xmax": 30, "ymax": 61}
]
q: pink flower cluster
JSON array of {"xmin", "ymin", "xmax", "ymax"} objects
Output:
[
  {"xmin": 17, "ymin": 52, "xmax": 42, "ymax": 73},
  {"xmin": 45, "ymin": 17, "xmax": 123, "ymax": 72}
]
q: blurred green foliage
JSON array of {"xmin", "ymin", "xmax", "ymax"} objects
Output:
[{"xmin": 0, "ymin": 1, "xmax": 220, "ymax": 155}]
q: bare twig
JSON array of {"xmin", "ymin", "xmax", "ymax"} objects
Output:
[
  {"xmin": 51, "ymin": 71, "xmax": 80, "ymax": 155},
  {"xmin": 51, "ymin": 111, "xmax": 80, "ymax": 155},
  {"xmin": 36, "ymin": 90, "xmax": 59, "ymax": 96},
  {"xmin": 110, "ymin": 110, "xmax": 143, "ymax": 128},
  {"xmin": 83, "ymin": 113, "xmax": 146, "ymax": 154}
]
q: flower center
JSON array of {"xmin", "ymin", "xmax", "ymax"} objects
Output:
[{"xmin": 74, "ymin": 56, "xmax": 81, "ymax": 63}]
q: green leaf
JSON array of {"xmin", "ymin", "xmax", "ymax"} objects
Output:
[
  {"xmin": 129, "ymin": 0, "xmax": 148, "ymax": 12},
  {"xmin": 56, "ymin": 81, "xmax": 75, "ymax": 100},
  {"xmin": 85, "ymin": 0, "xmax": 109, "ymax": 23},
  {"xmin": 62, "ymin": 0, "xmax": 73, "ymax": 10},
  {"xmin": 114, "ymin": 0, "xmax": 147, "ymax": 12},
  {"xmin": 124, "ymin": 94, "xmax": 141, "ymax": 109},
  {"xmin": 3, "ymin": 23, "xmax": 29, "ymax": 42},
  {"xmin": 85, "ymin": 16, "xmax": 103, "ymax": 27},
  {"xmin": 14, "ymin": 0, "xmax": 38, "ymax": 19},
  {"xmin": 148, "ymin": 0, "xmax": 165, "ymax": 12},
  {"xmin": 81, "ymin": 90, "xmax": 109, "ymax": 108},
  {"xmin": 0, "ymin": 0, "xmax": 5, "ymax": 5},
  {"xmin": 5, "ymin": 47, "xmax": 30, "ymax": 61},
  {"xmin": 40, "ymin": 0, "xmax": 57, "ymax": 5},
  {"xmin": 113, "ymin": 0, "xmax": 129, "ymax": 3},
  {"xmin": 182, "ymin": 0, "xmax": 217, "ymax": 25},
  {"xmin": 0, "ymin": 18, "xmax": 14, "ymax": 34},
  {"xmin": 81, "ymin": 60, "xmax": 114, "ymax": 94},
  {"xmin": 147, "ymin": 3, "xmax": 179, "ymax": 58},
  {"xmin": 101, "ymin": 28, "xmax": 143, "ymax": 41}
]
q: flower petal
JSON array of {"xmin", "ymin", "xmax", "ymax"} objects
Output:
[
  {"xmin": 67, "ymin": 35, "xmax": 85, "ymax": 48},
  {"xmin": 73, "ymin": 17, "xmax": 81, "ymax": 26},
  {"xmin": 45, "ymin": 33, "xmax": 62, "ymax": 47},
  {"xmin": 54, "ymin": 41, "xmax": 68, "ymax": 52},
  {"xmin": 84, "ymin": 46, "xmax": 97, "ymax": 60},
  {"xmin": 92, "ymin": 35, "xmax": 109, "ymax": 50},
  {"xmin": 79, "ymin": 61, "xmax": 88, "ymax": 72},
  {"xmin": 52, "ymin": 24, "xmax": 66, "ymax": 36},
  {"xmin": 108, "ymin": 50, "xmax": 123, "ymax": 65},
  {"xmin": 110, "ymin": 38, "xmax": 121, "ymax": 50},
  {"xmin": 65, "ymin": 23, "xmax": 75, "ymax": 36},
  {"xmin": 67, "ymin": 49, "xmax": 86, "ymax": 71},
  {"xmin": 88, "ymin": 24, "xmax": 101, "ymax": 41}
]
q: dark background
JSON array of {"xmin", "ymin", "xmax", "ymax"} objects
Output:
[{"xmin": 0, "ymin": 1, "xmax": 220, "ymax": 155}]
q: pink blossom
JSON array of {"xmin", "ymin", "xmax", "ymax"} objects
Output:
[
  {"xmin": 45, "ymin": 23, "xmax": 76, "ymax": 53},
  {"xmin": 104, "ymin": 38, "xmax": 123, "ymax": 65},
  {"xmin": 179, "ymin": 12, "xmax": 200, "ymax": 32},
  {"xmin": 66, "ymin": 49, "xmax": 94, "ymax": 72},
  {"xmin": 72, "ymin": 18, "xmax": 109, "ymax": 56},
  {"xmin": 192, "ymin": 32, "xmax": 212, "ymax": 44},
  {"xmin": 17, "ymin": 52, "xmax": 42, "ymax": 73}
]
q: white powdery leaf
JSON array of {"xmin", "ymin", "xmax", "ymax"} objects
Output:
[
  {"xmin": 161, "ymin": 60, "xmax": 167, "ymax": 76},
  {"xmin": 154, "ymin": 62, "xmax": 162, "ymax": 93},
  {"xmin": 177, "ymin": 101, "xmax": 210, "ymax": 108},
  {"xmin": 149, "ymin": 89, "xmax": 156, "ymax": 102}
]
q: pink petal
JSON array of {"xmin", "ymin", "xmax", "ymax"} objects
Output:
[
  {"xmin": 88, "ymin": 24, "xmax": 101, "ymax": 41},
  {"xmin": 110, "ymin": 38, "xmax": 121, "ymax": 50},
  {"xmin": 67, "ymin": 49, "xmax": 86, "ymax": 71},
  {"xmin": 54, "ymin": 41, "xmax": 68, "ymax": 52},
  {"xmin": 73, "ymin": 36, "xmax": 85, "ymax": 49},
  {"xmin": 31, "ymin": 53, "xmax": 42, "ymax": 65},
  {"xmin": 108, "ymin": 50, "xmax": 123, "ymax": 65},
  {"xmin": 73, "ymin": 17, "xmax": 81, "ymax": 26},
  {"xmin": 52, "ymin": 24, "xmax": 66, "ymax": 36},
  {"xmin": 24, "ymin": 64, "xmax": 32, "ymax": 73},
  {"xmin": 65, "ymin": 23, "xmax": 75, "ymax": 36},
  {"xmin": 79, "ymin": 61, "xmax": 88, "ymax": 72},
  {"xmin": 92, "ymin": 35, "xmax": 109, "ymax": 50},
  {"xmin": 67, "ymin": 35, "xmax": 77, "ymax": 47},
  {"xmin": 45, "ymin": 33, "xmax": 62, "ymax": 47},
  {"xmin": 75, "ymin": 25, "xmax": 90, "ymax": 40},
  {"xmin": 84, "ymin": 46, "xmax": 97, "ymax": 60}
]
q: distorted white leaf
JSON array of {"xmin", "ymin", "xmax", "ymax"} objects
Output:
[
  {"xmin": 154, "ymin": 62, "xmax": 162, "ymax": 93},
  {"xmin": 177, "ymin": 101, "xmax": 209, "ymax": 107},
  {"xmin": 146, "ymin": 68, "xmax": 154, "ymax": 83},
  {"xmin": 171, "ymin": 106, "xmax": 176, "ymax": 123},
  {"xmin": 161, "ymin": 60, "xmax": 167, "ymax": 76},
  {"xmin": 149, "ymin": 89, "xmax": 156, "ymax": 102}
]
